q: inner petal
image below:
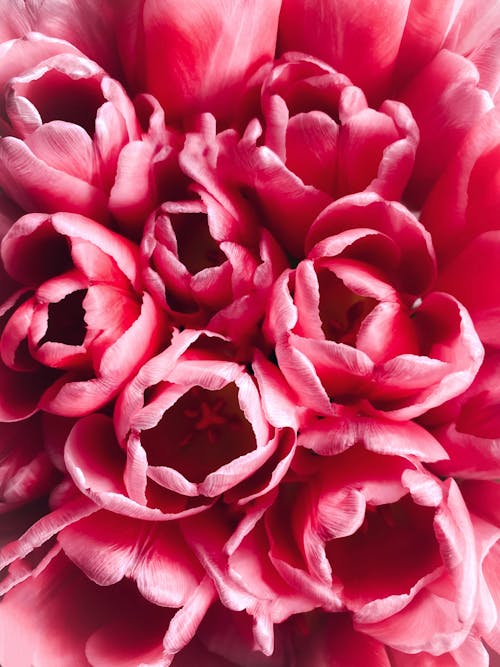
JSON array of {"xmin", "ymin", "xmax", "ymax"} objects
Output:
[
  {"xmin": 326, "ymin": 495, "xmax": 441, "ymax": 607},
  {"xmin": 141, "ymin": 385, "xmax": 256, "ymax": 484}
]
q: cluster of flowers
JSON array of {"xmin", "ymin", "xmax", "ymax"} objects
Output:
[{"xmin": 0, "ymin": 1, "xmax": 499, "ymax": 665}]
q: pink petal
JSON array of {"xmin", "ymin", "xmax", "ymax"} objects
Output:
[
  {"xmin": 290, "ymin": 333, "xmax": 374, "ymax": 398},
  {"xmin": 23, "ymin": 4, "xmax": 121, "ymax": 76},
  {"xmin": 436, "ymin": 232, "xmax": 500, "ymax": 347},
  {"xmin": 0, "ymin": 33, "xmax": 81, "ymax": 93},
  {"xmin": 375, "ymin": 293, "xmax": 484, "ymax": 420},
  {"xmin": 162, "ymin": 577, "xmax": 216, "ymax": 659},
  {"xmin": 305, "ymin": 193, "xmax": 436, "ymax": 295},
  {"xmin": 59, "ymin": 511, "xmax": 202, "ymax": 607},
  {"xmin": 109, "ymin": 140, "xmax": 159, "ymax": 237},
  {"xmin": 275, "ymin": 338, "xmax": 332, "ymax": 414},
  {"xmin": 252, "ymin": 350, "xmax": 301, "ymax": 429},
  {"xmin": 420, "ymin": 108, "xmax": 500, "ymax": 262},
  {"xmin": 0, "ymin": 137, "xmax": 108, "ymax": 221},
  {"xmin": 0, "ymin": 551, "xmax": 117, "ymax": 667},
  {"xmin": 337, "ymin": 107, "xmax": 399, "ymax": 195},
  {"xmin": 400, "ymin": 50, "xmax": 494, "ymax": 205},
  {"xmin": 118, "ymin": 0, "xmax": 282, "ymax": 125},
  {"xmin": 0, "ymin": 494, "xmax": 96, "ymax": 574},
  {"xmin": 24, "ymin": 121, "xmax": 97, "ymax": 183},
  {"xmin": 215, "ymin": 125, "xmax": 331, "ymax": 258},
  {"xmin": 299, "ymin": 414, "xmax": 448, "ymax": 462},
  {"xmin": 285, "ymin": 110, "xmax": 339, "ymax": 193},
  {"xmin": 65, "ymin": 414, "xmax": 208, "ymax": 521},
  {"xmin": 395, "ymin": 0, "xmax": 466, "ymax": 84},
  {"xmin": 278, "ymin": 0, "xmax": 411, "ymax": 103}
]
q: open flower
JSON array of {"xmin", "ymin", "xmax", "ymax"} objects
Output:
[
  {"xmin": 0, "ymin": 211, "xmax": 166, "ymax": 419},
  {"xmin": 0, "ymin": 33, "xmax": 142, "ymax": 222},
  {"xmin": 198, "ymin": 52, "xmax": 418, "ymax": 257},
  {"xmin": 278, "ymin": 0, "xmax": 498, "ymax": 204},
  {"xmin": 265, "ymin": 193, "xmax": 483, "ymax": 419},
  {"xmin": 63, "ymin": 330, "xmax": 297, "ymax": 520},
  {"xmin": 141, "ymin": 160, "xmax": 287, "ymax": 342},
  {"xmin": 246, "ymin": 446, "xmax": 479, "ymax": 657}
]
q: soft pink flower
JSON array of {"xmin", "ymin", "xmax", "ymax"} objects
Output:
[
  {"xmin": 62, "ymin": 330, "xmax": 297, "ymax": 520},
  {"xmin": 271, "ymin": 447, "xmax": 479, "ymax": 656},
  {"xmin": 0, "ymin": 33, "xmax": 141, "ymax": 222},
  {"xmin": 278, "ymin": 0, "xmax": 498, "ymax": 203},
  {"xmin": 140, "ymin": 124, "xmax": 288, "ymax": 342},
  {"xmin": 264, "ymin": 194, "xmax": 483, "ymax": 420},
  {"xmin": 0, "ymin": 212, "xmax": 166, "ymax": 419},
  {"xmin": 196, "ymin": 53, "xmax": 418, "ymax": 257}
]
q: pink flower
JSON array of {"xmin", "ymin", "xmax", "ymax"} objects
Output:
[
  {"xmin": 279, "ymin": 0, "xmax": 498, "ymax": 204},
  {"xmin": 0, "ymin": 211, "xmax": 166, "ymax": 419},
  {"xmin": 63, "ymin": 330, "xmax": 297, "ymax": 521},
  {"xmin": 265, "ymin": 194, "xmax": 484, "ymax": 420},
  {"xmin": 141, "ymin": 124, "xmax": 288, "ymax": 342},
  {"xmin": 0, "ymin": 33, "xmax": 141, "ymax": 222},
  {"xmin": 179, "ymin": 436, "xmax": 479, "ymax": 658},
  {"xmin": 193, "ymin": 53, "xmax": 418, "ymax": 257}
]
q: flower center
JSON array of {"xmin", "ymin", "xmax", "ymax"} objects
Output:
[
  {"xmin": 16, "ymin": 69, "xmax": 104, "ymax": 135},
  {"xmin": 38, "ymin": 290, "xmax": 87, "ymax": 347},
  {"xmin": 326, "ymin": 495, "xmax": 441, "ymax": 606},
  {"xmin": 171, "ymin": 212, "xmax": 226, "ymax": 275},
  {"xmin": 183, "ymin": 396, "xmax": 234, "ymax": 442},
  {"xmin": 142, "ymin": 385, "xmax": 256, "ymax": 483},
  {"xmin": 317, "ymin": 269, "xmax": 376, "ymax": 345}
]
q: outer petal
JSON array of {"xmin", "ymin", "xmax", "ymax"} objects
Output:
[
  {"xmin": 0, "ymin": 550, "xmax": 173, "ymax": 667},
  {"xmin": 420, "ymin": 108, "xmax": 500, "ymax": 263},
  {"xmin": 436, "ymin": 233, "xmax": 500, "ymax": 348},
  {"xmin": 0, "ymin": 137, "xmax": 108, "ymax": 222},
  {"xmin": 59, "ymin": 511, "xmax": 203, "ymax": 607},
  {"xmin": 118, "ymin": 0, "xmax": 282, "ymax": 125},
  {"xmin": 0, "ymin": 4, "xmax": 120, "ymax": 76},
  {"xmin": 278, "ymin": 0, "xmax": 411, "ymax": 103},
  {"xmin": 65, "ymin": 413, "xmax": 212, "ymax": 521},
  {"xmin": 400, "ymin": 50, "xmax": 493, "ymax": 205}
]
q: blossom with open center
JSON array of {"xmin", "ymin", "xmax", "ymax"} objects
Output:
[{"xmin": 0, "ymin": 211, "xmax": 166, "ymax": 419}]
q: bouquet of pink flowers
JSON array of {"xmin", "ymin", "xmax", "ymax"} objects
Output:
[{"xmin": 0, "ymin": 1, "xmax": 499, "ymax": 665}]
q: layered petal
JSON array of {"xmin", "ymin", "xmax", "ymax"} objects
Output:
[{"xmin": 117, "ymin": 0, "xmax": 282, "ymax": 125}]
